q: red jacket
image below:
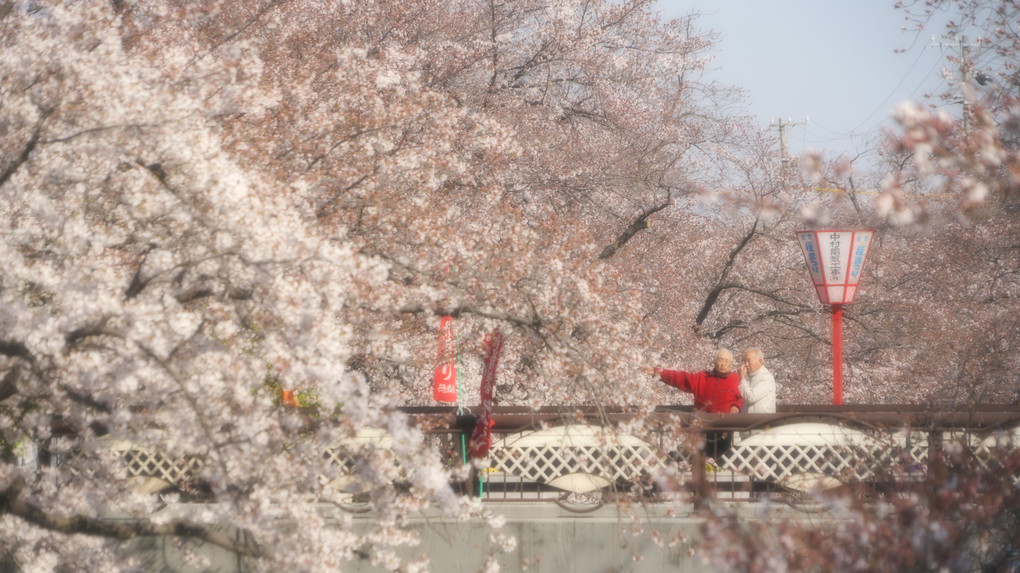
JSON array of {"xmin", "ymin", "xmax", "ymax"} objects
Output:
[{"xmin": 656, "ymin": 369, "xmax": 743, "ymax": 414}]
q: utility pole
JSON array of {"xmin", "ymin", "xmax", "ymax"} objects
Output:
[
  {"xmin": 961, "ymin": 35, "xmax": 971, "ymax": 132},
  {"xmin": 770, "ymin": 117, "xmax": 809, "ymax": 164},
  {"xmin": 930, "ymin": 34, "xmax": 976, "ymax": 132}
]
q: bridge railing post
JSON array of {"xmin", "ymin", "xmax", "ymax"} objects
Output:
[{"xmin": 692, "ymin": 444, "xmax": 708, "ymax": 510}]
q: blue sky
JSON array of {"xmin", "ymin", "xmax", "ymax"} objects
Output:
[{"xmin": 657, "ymin": 1, "xmax": 960, "ymax": 161}]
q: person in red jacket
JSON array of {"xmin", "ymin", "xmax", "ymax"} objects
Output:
[
  {"xmin": 648, "ymin": 349, "xmax": 744, "ymax": 414},
  {"xmin": 644, "ymin": 349, "xmax": 744, "ymax": 458}
]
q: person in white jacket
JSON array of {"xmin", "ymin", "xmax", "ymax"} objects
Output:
[{"xmin": 738, "ymin": 348, "xmax": 776, "ymax": 414}]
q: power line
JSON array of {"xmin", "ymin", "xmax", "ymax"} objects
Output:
[
  {"xmin": 808, "ymin": 43, "xmax": 944, "ymax": 144},
  {"xmin": 794, "ymin": 46, "xmax": 948, "ymax": 152},
  {"xmin": 844, "ymin": 41, "xmax": 934, "ymax": 135}
]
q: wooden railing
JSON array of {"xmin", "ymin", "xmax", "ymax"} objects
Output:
[
  {"xmin": 40, "ymin": 405, "xmax": 1020, "ymax": 510},
  {"xmin": 403, "ymin": 405, "xmax": 1020, "ymax": 510}
]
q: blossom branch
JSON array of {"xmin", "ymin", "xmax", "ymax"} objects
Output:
[{"xmin": 0, "ymin": 477, "xmax": 263, "ymax": 558}]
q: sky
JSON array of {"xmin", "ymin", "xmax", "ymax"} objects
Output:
[{"xmin": 657, "ymin": 1, "xmax": 962, "ymax": 162}]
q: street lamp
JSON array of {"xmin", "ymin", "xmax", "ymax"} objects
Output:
[{"xmin": 795, "ymin": 229, "xmax": 875, "ymax": 405}]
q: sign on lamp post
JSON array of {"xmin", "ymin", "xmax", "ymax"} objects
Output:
[{"xmin": 795, "ymin": 229, "xmax": 874, "ymax": 405}]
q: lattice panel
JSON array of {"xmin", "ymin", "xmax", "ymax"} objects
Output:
[
  {"xmin": 120, "ymin": 449, "xmax": 203, "ymax": 483},
  {"xmin": 322, "ymin": 428, "xmax": 408, "ymax": 483},
  {"xmin": 322, "ymin": 448, "xmax": 357, "ymax": 474},
  {"xmin": 900, "ymin": 432, "xmax": 932, "ymax": 468},
  {"xmin": 321, "ymin": 447, "xmax": 407, "ymax": 480},
  {"xmin": 946, "ymin": 428, "xmax": 1020, "ymax": 472},
  {"xmin": 722, "ymin": 443, "xmax": 900, "ymax": 482},
  {"xmin": 722, "ymin": 423, "xmax": 927, "ymax": 483},
  {"xmin": 51, "ymin": 437, "xmax": 202, "ymax": 486},
  {"xmin": 489, "ymin": 425, "xmax": 666, "ymax": 484},
  {"xmin": 48, "ymin": 422, "xmax": 1016, "ymax": 498}
]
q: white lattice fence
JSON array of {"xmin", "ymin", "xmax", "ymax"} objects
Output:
[
  {"xmin": 101, "ymin": 438, "xmax": 204, "ymax": 484},
  {"xmin": 64, "ymin": 419, "xmax": 1019, "ymax": 499},
  {"xmin": 720, "ymin": 423, "xmax": 933, "ymax": 490},
  {"xmin": 322, "ymin": 428, "xmax": 395, "ymax": 474},
  {"xmin": 946, "ymin": 427, "xmax": 1020, "ymax": 472},
  {"xmin": 321, "ymin": 428, "xmax": 413, "ymax": 495},
  {"xmin": 488, "ymin": 425, "xmax": 667, "ymax": 493},
  {"xmin": 120, "ymin": 449, "xmax": 203, "ymax": 483}
]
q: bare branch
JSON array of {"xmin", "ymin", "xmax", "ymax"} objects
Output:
[
  {"xmin": 695, "ymin": 218, "xmax": 760, "ymax": 326},
  {"xmin": 0, "ymin": 366, "xmax": 19, "ymax": 402},
  {"xmin": 0, "ymin": 340, "xmax": 35, "ymax": 363},
  {"xmin": 175, "ymin": 286, "xmax": 216, "ymax": 304},
  {"xmin": 316, "ymin": 169, "xmax": 376, "ymax": 219},
  {"xmin": 0, "ymin": 109, "xmax": 51, "ymax": 189},
  {"xmin": 397, "ymin": 303, "xmax": 543, "ymax": 331},
  {"xmin": 65, "ymin": 318, "xmax": 116, "ymax": 347},
  {"xmin": 186, "ymin": 0, "xmax": 291, "ymax": 71},
  {"xmin": 598, "ymin": 194, "xmax": 673, "ymax": 260}
]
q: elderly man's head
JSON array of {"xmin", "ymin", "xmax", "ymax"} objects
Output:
[
  {"xmin": 713, "ymin": 349, "xmax": 734, "ymax": 375},
  {"xmin": 742, "ymin": 348, "xmax": 765, "ymax": 374}
]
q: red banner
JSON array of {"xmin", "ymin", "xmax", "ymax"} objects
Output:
[
  {"xmin": 432, "ymin": 316, "xmax": 458, "ymax": 403},
  {"xmin": 469, "ymin": 329, "xmax": 504, "ymax": 459}
]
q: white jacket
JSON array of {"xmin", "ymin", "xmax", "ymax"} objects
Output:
[{"xmin": 739, "ymin": 366, "xmax": 776, "ymax": 414}]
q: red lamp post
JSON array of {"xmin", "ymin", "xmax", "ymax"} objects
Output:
[{"xmin": 795, "ymin": 229, "xmax": 874, "ymax": 405}]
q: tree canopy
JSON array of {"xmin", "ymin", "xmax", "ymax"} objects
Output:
[{"xmin": 1, "ymin": 1, "xmax": 1018, "ymax": 570}]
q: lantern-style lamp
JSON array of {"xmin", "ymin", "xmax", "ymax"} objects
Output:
[{"xmin": 795, "ymin": 229, "xmax": 874, "ymax": 404}]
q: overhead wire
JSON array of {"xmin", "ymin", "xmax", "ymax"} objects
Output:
[
  {"xmin": 797, "ymin": 43, "xmax": 949, "ymax": 150},
  {"xmin": 845, "ymin": 41, "xmax": 934, "ymax": 134}
]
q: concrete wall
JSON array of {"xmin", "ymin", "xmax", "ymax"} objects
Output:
[
  {"xmin": 350, "ymin": 503, "xmax": 712, "ymax": 573},
  {"xmin": 119, "ymin": 502, "xmax": 806, "ymax": 572}
]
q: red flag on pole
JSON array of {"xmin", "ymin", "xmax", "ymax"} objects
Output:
[
  {"xmin": 433, "ymin": 316, "xmax": 459, "ymax": 403},
  {"xmin": 469, "ymin": 329, "xmax": 504, "ymax": 459}
]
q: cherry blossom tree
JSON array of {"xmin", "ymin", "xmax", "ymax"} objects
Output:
[
  {"xmin": 1, "ymin": 0, "xmax": 748, "ymax": 569},
  {"xmin": 137, "ymin": 0, "xmax": 753, "ymax": 407},
  {"xmin": 0, "ymin": 3, "xmax": 502, "ymax": 570},
  {"xmin": 4, "ymin": 0, "xmax": 1016, "ymax": 570}
]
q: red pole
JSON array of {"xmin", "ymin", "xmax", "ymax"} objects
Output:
[{"xmin": 831, "ymin": 304, "xmax": 843, "ymax": 405}]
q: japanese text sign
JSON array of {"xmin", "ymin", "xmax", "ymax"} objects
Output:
[
  {"xmin": 795, "ymin": 229, "xmax": 874, "ymax": 304},
  {"xmin": 433, "ymin": 316, "xmax": 458, "ymax": 403}
]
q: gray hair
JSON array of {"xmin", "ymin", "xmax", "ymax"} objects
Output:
[
  {"xmin": 715, "ymin": 348, "xmax": 733, "ymax": 360},
  {"xmin": 745, "ymin": 347, "xmax": 764, "ymax": 361}
]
